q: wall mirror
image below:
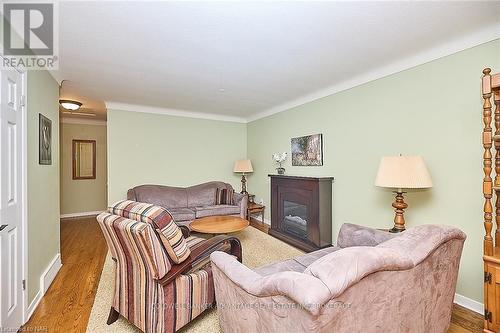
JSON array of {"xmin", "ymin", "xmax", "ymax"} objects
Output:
[{"xmin": 73, "ymin": 139, "xmax": 96, "ymax": 180}]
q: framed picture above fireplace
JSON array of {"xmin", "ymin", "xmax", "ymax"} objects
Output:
[{"xmin": 291, "ymin": 133, "xmax": 323, "ymax": 166}]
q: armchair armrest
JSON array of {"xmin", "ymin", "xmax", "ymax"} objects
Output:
[
  {"xmin": 155, "ymin": 235, "xmax": 242, "ymax": 286},
  {"xmin": 210, "ymin": 251, "xmax": 331, "ymax": 316}
]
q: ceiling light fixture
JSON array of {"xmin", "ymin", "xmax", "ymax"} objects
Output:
[{"xmin": 59, "ymin": 99, "xmax": 82, "ymax": 111}]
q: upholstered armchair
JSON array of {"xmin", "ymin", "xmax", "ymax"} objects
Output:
[
  {"xmin": 97, "ymin": 200, "xmax": 242, "ymax": 333},
  {"xmin": 211, "ymin": 224, "xmax": 465, "ymax": 333}
]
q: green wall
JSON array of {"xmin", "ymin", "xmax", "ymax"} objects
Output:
[
  {"xmin": 27, "ymin": 70, "xmax": 60, "ymax": 303},
  {"xmin": 107, "ymin": 109, "xmax": 246, "ymax": 204},
  {"xmin": 247, "ymin": 39, "xmax": 500, "ymax": 303},
  {"xmin": 60, "ymin": 123, "xmax": 107, "ymax": 215}
]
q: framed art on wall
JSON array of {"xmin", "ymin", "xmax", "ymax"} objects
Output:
[
  {"xmin": 291, "ymin": 133, "xmax": 323, "ymax": 166},
  {"xmin": 39, "ymin": 113, "xmax": 52, "ymax": 165}
]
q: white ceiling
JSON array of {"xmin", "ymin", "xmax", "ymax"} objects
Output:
[{"xmin": 52, "ymin": 1, "xmax": 500, "ymax": 122}]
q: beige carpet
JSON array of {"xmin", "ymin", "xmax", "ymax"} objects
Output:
[{"xmin": 86, "ymin": 226, "xmax": 303, "ymax": 332}]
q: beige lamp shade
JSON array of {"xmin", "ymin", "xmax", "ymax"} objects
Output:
[
  {"xmin": 234, "ymin": 159, "xmax": 253, "ymax": 173},
  {"xmin": 375, "ymin": 155, "xmax": 432, "ymax": 189}
]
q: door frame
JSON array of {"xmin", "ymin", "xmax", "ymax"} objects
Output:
[
  {"xmin": 0, "ymin": 57, "xmax": 29, "ymax": 325},
  {"xmin": 19, "ymin": 67, "xmax": 28, "ymax": 324}
]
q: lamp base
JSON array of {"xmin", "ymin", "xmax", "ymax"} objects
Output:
[
  {"xmin": 240, "ymin": 174, "xmax": 247, "ymax": 194},
  {"xmin": 390, "ymin": 191, "xmax": 408, "ymax": 232}
]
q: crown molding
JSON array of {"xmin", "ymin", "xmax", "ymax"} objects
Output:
[
  {"xmin": 105, "ymin": 102, "xmax": 247, "ymax": 123},
  {"xmin": 246, "ymin": 24, "xmax": 500, "ymax": 122},
  {"xmin": 60, "ymin": 117, "xmax": 107, "ymax": 126}
]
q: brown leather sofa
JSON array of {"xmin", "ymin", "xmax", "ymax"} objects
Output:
[{"xmin": 127, "ymin": 181, "xmax": 247, "ymax": 227}]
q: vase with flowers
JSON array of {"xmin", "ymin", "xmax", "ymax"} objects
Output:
[{"xmin": 272, "ymin": 152, "xmax": 287, "ymax": 175}]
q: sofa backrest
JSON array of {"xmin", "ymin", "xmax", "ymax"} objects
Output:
[
  {"xmin": 128, "ymin": 185, "xmax": 188, "ymax": 208},
  {"xmin": 97, "ymin": 212, "xmax": 172, "ymax": 279},
  {"xmin": 127, "ymin": 181, "xmax": 234, "ymax": 209},
  {"xmin": 336, "ymin": 223, "xmax": 399, "ymax": 248},
  {"xmin": 304, "ymin": 224, "xmax": 466, "ymax": 299},
  {"xmin": 187, "ymin": 181, "xmax": 233, "ymax": 207}
]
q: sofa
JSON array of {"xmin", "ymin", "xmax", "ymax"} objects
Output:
[
  {"xmin": 127, "ymin": 181, "xmax": 247, "ymax": 227},
  {"xmin": 210, "ymin": 223, "xmax": 466, "ymax": 333}
]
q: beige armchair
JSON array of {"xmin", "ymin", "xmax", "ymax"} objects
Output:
[{"xmin": 210, "ymin": 224, "xmax": 465, "ymax": 333}]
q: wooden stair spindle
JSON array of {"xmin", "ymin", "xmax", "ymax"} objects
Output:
[
  {"xmin": 483, "ymin": 68, "xmax": 494, "ymax": 255},
  {"xmin": 495, "ymin": 89, "xmax": 500, "ymax": 247}
]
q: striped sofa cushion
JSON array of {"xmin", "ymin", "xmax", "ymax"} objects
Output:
[
  {"xmin": 109, "ymin": 200, "xmax": 191, "ymax": 264},
  {"xmin": 215, "ymin": 187, "xmax": 234, "ymax": 205}
]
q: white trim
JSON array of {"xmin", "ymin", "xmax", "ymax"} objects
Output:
[
  {"xmin": 246, "ymin": 26, "xmax": 500, "ymax": 122},
  {"xmin": 60, "ymin": 210, "xmax": 103, "ymax": 219},
  {"xmin": 25, "ymin": 290, "xmax": 41, "ymax": 323},
  {"xmin": 41, "ymin": 254, "xmax": 61, "ymax": 294},
  {"xmin": 24, "ymin": 253, "xmax": 61, "ymax": 322},
  {"xmin": 60, "ymin": 117, "xmax": 107, "ymax": 126},
  {"xmin": 97, "ymin": 26, "xmax": 498, "ymax": 124},
  {"xmin": 263, "ymin": 217, "xmax": 271, "ymax": 225},
  {"xmin": 17, "ymin": 67, "xmax": 29, "ymax": 325},
  {"xmin": 105, "ymin": 102, "xmax": 247, "ymax": 124},
  {"xmin": 454, "ymin": 293, "xmax": 483, "ymax": 315}
]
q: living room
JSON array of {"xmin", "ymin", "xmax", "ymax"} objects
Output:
[{"xmin": 1, "ymin": 1, "xmax": 500, "ymax": 332}]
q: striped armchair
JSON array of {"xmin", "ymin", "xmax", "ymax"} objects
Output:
[{"xmin": 97, "ymin": 200, "xmax": 242, "ymax": 333}]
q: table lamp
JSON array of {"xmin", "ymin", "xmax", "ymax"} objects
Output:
[
  {"xmin": 375, "ymin": 155, "xmax": 433, "ymax": 232},
  {"xmin": 234, "ymin": 159, "xmax": 253, "ymax": 194}
]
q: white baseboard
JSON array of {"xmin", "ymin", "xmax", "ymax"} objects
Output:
[
  {"xmin": 263, "ymin": 217, "xmax": 271, "ymax": 225},
  {"xmin": 25, "ymin": 289, "xmax": 42, "ymax": 322},
  {"xmin": 24, "ymin": 253, "xmax": 62, "ymax": 322},
  {"xmin": 42, "ymin": 253, "xmax": 62, "ymax": 294},
  {"xmin": 60, "ymin": 210, "xmax": 103, "ymax": 219},
  {"xmin": 454, "ymin": 293, "xmax": 483, "ymax": 314}
]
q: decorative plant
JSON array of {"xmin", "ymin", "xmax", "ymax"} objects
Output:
[{"xmin": 272, "ymin": 152, "xmax": 287, "ymax": 174}]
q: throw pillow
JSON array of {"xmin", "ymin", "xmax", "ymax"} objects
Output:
[
  {"xmin": 215, "ymin": 187, "xmax": 234, "ymax": 205},
  {"xmin": 108, "ymin": 200, "xmax": 190, "ymax": 264}
]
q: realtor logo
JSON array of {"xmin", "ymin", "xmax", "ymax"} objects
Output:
[{"xmin": 1, "ymin": 2, "xmax": 58, "ymax": 69}]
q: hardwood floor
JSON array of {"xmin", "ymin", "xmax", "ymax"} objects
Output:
[
  {"xmin": 23, "ymin": 216, "xmax": 483, "ymax": 332},
  {"xmin": 23, "ymin": 216, "xmax": 107, "ymax": 333}
]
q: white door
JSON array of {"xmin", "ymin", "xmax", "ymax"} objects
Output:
[{"xmin": 0, "ymin": 68, "xmax": 24, "ymax": 330}]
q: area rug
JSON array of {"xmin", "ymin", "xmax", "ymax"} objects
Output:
[{"xmin": 86, "ymin": 226, "xmax": 303, "ymax": 332}]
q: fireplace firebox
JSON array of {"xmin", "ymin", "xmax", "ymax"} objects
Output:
[{"xmin": 269, "ymin": 175, "xmax": 333, "ymax": 252}]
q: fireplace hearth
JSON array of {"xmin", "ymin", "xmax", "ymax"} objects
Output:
[{"xmin": 269, "ymin": 175, "xmax": 333, "ymax": 252}]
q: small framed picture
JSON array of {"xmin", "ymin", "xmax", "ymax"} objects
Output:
[{"xmin": 39, "ymin": 114, "xmax": 52, "ymax": 165}]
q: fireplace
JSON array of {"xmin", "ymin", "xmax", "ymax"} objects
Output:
[{"xmin": 269, "ymin": 175, "xmax": 333, "ymax": 252}]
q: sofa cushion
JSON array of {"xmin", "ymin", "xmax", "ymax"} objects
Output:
[
  {"xmin": 255, "ymin": 259, "xmax": 306, "ymax": 276},
  {"xmin": 194, "ymin": 205, "xmax": 241, "ymax": 218},
  {"xmin": 108, "ymin": 200, "xmax": 191, "ymax": 264},
  {"xmin": 255, "ymin": 246, "xmax": 340, "ymax": 276},
  {"xmin": 169, "ymin": 207, "xmax": 196, "ymax": 222},
  {"xmin": 336, "ymin": 223, "xmax": 398, "ymax": 248},
  {"xmin": 293, "ymin": 246, "xmax": 340, "ymax": 267},
  {"xmin": 215, "ymin": 187, "xmax": 235, "ymax": 205},
  {"xmin": 128, "ymin": 185, "xmax": 188, "ymax": 209}
]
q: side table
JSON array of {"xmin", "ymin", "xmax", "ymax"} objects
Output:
[{"xmin": 247, "ymin": 202, "xmax": 265, "ymax": 224}]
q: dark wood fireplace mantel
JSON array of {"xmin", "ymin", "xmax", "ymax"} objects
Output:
[{"xmin": 268, "ymin": 174, "xmax": 333, "ymax": 252}]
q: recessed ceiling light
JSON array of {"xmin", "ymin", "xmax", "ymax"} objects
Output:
[{"xmin": 59, "ymin": 99, "xmax": 82, "ymax": 111}]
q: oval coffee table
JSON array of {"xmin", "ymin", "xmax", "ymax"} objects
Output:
[{"xmin": 190, "ymin": 215, "xmax": 249, "ymax": 235}]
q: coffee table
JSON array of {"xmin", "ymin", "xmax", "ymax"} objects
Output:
[{"xmin": 190, "ymin": 216, "xmax": 249, "ymax": 235}]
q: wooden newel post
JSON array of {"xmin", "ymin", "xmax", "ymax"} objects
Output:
[
  {"xmin": 483, "ymin": 68, "xmax": 494, "ymax": 256},
  {"xmin": 495, "ymin": 90, "xmax": 500, "ymax": 246}
]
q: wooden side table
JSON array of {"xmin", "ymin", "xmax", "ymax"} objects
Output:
[{"xmin": 247, "ymin": 202, "xmax": 265, "ymax": 224}]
